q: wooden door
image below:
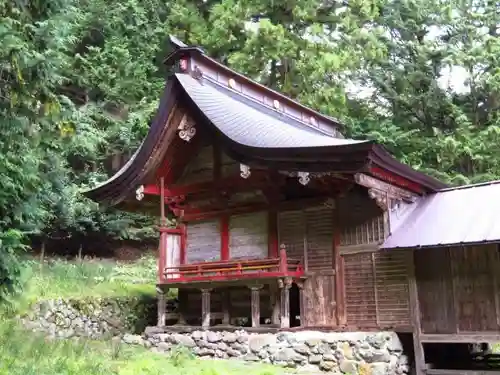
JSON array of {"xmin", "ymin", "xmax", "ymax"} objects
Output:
[{"xmin": 165, "ymin": 233, "xmax": 181, "ymax": 279}]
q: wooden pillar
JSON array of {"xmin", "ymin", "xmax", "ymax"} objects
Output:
[
  {"xmin": 222, "ymin": 289, "xmax": 231, "ymax": 326},
  {"xmin": 249, "ymin": 285, "xmax": 263, "ymax": 328},
  {"xmin": 177, "ymin": 289, "xmax": 187, "ymax": 325},
  {"xmin": 157, "ymin": 287, "xmax": 167, "ymax": 327},
  {"xmin": 279, "ymin": 277, "xmax": 292, "ymax": 328},
  {"xmin": 270, "ymin": 283, "xmax": 280, "ymax": 325},
  {"xmin": 296, "ymin": 280, "xmax": 305, "ymax": 327},
  {"xmin": 408, "ymin": 251, "xmax": 425, "ymax": 375},
  {"xmin": 201, "ymin": 288, "xmax": 212, "ymax": 330}
]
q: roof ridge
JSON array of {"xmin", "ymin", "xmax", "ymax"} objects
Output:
[
  {"xmin": 438, "ymin": 179, "xmax": 500, "ymax": 192},
  {"xmin": 197, "ymin": 73, "xmax": 340, "ymax": 139}
]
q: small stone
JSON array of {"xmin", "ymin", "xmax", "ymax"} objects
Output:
[
  {"xmin": 207, "ymin": 331, "xmax": 221, "ymax": 343},
  {"xmin": 197, "ymin": 348, "xmax": 215, "ymax": 356},
  {"xmin": 297, "ymin": 364, "xmax": 322, "ymax": 373},
  {"xmin": 371, "ymin": 362, "xmax": 388, "ymax": 375},
  {"xmin": 249, "ymin": 334, "xmax": 276, "ymax": 352},
  {"xmin": 258, "ymin": 349, "xmax": 268, "ymax": 359},
  {"xmin": 319, "ymin": 360, "xmax": 337, "ymax": 371},
  {"xmin": 309, "ymin": 355, "xmax": 322, "ymax": 364},
  {"xmin": 226, "ymin": 348, "xmax": 240, "ymax": 357},
  {"xmin": 339, "ymin": 359, "xmax": 358, "ymax": 374},
  {"xmin": 144, "ymin": 326, "xmax": 165, "ymax": 337},
  {"xmin": 397, "ymin": 354, "xmax": 409, "ymax": 366},
  {"xmin": 367, "ymin": 334, "xmax": 387, "ymax": 350},
  {"xmin": 231, "ymin": 342, "xmax": 248, "ymax": 353},
  {"xmin": 206, "ymin": 343, "xmax": 219, "ymax": 350},
  {"xmin": 122, "ymin": 333, "xmax": 143, "ymax": 345},
  {"xmin": 143, "ymin": 340, "xmax": 152, "ymax": 349},
  {"xmin": 237, "ymin": 332, "xmax": 249, "ymax": 343},
  {"xmin": 215, "ymin": 349, "xmax": 226, "ymax": 358},
  {"xmin": 222, "ymin": 332, "xmax": 237, "ymax": 343},
  {"xmin": 157, "ymin": 342, "xmax": 171, "ymax": 352},
  {"xmin": 197, "ymin": 340, "xmax": 208, "ymax": 348},
  {"xmin": 192, "ymin": 331, "xmax": 205, "ymax": 341},
  {"xmin": 293, "ymin": 343, "xmax": 310, "ymax": 355},
  {"xmin": 170, "ymin": 334, "xmax": 196, "ymax": 348},
  {"xmin": 317, "ymin": 343, "xmax": 332, "ymax": 355},
  {"xmin": 340, "ymin": 341, "xmax": 354, "ymax": 359},
  {"xmin": 273, "ymin": 348, "xmax": 305, "ymax": 363},
  {"xmin": 217, "ymin": 342, "xmax": 228, "ymax": 351},
  {"xmin": 323, "ymin": 353, "xmax": 336, "ymax": 362},
  {"xmin": 305, "ymin": 338, "xmax": 322, "ymax": 347},
  {"xmin": 155, "ymin": 333, "xmax": 170, "ymax": 342},
  {"xmin": 371, "ymin": 349, "xmax": 391, "ymax": 363},
  {"xmin": 242, "ymin": 353, "xmax": 260, "ymax": 362}
]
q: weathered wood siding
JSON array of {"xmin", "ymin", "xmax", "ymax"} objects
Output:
[
  {"xmin": 186, "ymin": 219, "xmax": 221, "ymax": 263},
  {"xmin": 221, "ymin": 150, "xmax": 239, "ymax": 177},
  {"xmin": 343, "ymin": 250, "xmax": 411, "ymax": 330},
  {"xmin": 416, "ymin": 244, "xmax": 500, "ymax": 334},
  {"xmin": 337, "ymin": 188, "xmax": 388, "ymax": 248},
  {"xmin": 278, "ymin": 206, "xmax": 333, "ymax": 271},
  {"xmin": 229, "ymin": 212, "xmax": 268, "ymax": 260},
  {"xmin": 302, "ymin": 275, "xmax": 336, "ymax": 327},
  {"xmin": 305, "ymin": 207, "xmax": 333, "ymax": 271},
  {"xmin": 278, "ymin": 209, "xmax": 305, "ymax": 261},
  {"xmin": 177, "ymin": 145, "xmax": 213, "ymax": 184}
]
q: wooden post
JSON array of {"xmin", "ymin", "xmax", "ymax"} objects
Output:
[
  {"xmin": 222, "ymin": 289, "xmax": 231, "ymax": 326},
  {"xmin": 270, "ymin": 283, "xmax": 280, "ymax": 325},
  {"xmin": 279, "ymin": 277, "xmax": 292, "ymax": 328},
  {"xmin": 157, "ymin": 287, "xmax": 167, "ymax": 327},
  {"xmin": 39, "ymin": 240, "xmax": 46, "ymax": 271},
  {"xmin": 177, "ymin": 289, "xmax": 187, "ymax": 325},
  {"xmin": 296, "ymin": 280, "xmax": 305, "ymax": 327},
  {"xmin": 279, "ymin": 244, "xmax": 288, "ymax": 273},
  {"xmin": 333, "ymin": 227, "xmax": 346, "ymax": 326},
  {"xmin": 201, "ymin": 288, "xmax": 212, "ymax": 330},
  {"xmin": 408, "ymin": 251, "xmax": 425, "ymax": 375},
  {"xmin": 249, "ymin": 285, "xmax": 263, "ymax": 328}
]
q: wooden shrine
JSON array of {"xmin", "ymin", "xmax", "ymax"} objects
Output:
[{"xmin": 85, "ymin": 36, "xmax": 500, "ymax": 375}]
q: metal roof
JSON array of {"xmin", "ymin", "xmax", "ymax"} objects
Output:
[
  {"xmin": 382, "ymin": 180, "xmax": 500, "ymax": 249},
  {"xmin": 175, "ymin": 73, "xmax": 367, "ymax": 149}
]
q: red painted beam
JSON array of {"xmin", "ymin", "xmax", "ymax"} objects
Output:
[
  {"xmin": 160, "ymin": 271, "xmax": 305, "ymax": 284},
  {"xmin": 369, "ymin": 166, "xmax": 423, "ymax": 193},
  {"xmin": 143, "ymin": 172, "xmax": 270, "ymax": 199}
]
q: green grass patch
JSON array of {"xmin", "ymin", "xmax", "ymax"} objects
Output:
[
  {"xmin": 20, "ymin": 256, "xmax": 161, "ymax": 303},
  {"xmin": 0, "ymin": 320, "xmax": 283, "ymax": 375}
]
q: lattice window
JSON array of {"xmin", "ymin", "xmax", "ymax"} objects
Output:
[
  {"xmin": 340, "ymin": 214, "xmax": 387, "ymax": 247},
  {"xmin": 343, "ymin": 250, "xmax": 411, "ymax": 329}
]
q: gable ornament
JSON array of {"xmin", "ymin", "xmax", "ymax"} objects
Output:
[{"xmin": 178, "ymin": 114, "xmax": 196, "ymax": 142}]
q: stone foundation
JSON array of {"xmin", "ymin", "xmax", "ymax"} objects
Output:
[
  {"xmin": 20, "ymin": 296, "xmax": 157, "ymax": 339},
  {"xmin": 123, "ymin": 328, "xmax": 410, "ymax": 374}
]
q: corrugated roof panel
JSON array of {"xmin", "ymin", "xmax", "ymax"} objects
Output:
[
  {"xmin": 175, "ymin": 73, "xmax": 368, "ymax": 149},
  {"xmin": 382, "ymin": 180, "xmax": 500, "ymax": 249}
]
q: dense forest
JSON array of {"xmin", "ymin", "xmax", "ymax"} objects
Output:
[{"xmin": 1, "ymin": 0, "xmax": 499, "ymax": 297}]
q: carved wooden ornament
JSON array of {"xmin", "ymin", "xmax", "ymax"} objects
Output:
[
  {"xmin": 178, "ymin": 114, "xmax": 196, "ymax": 142},
  {"xmin": 298, "ymin": 171, "xmax": 310, "ymax": 186},
  {"xmin": 135, "ymin": 185, "xmax": 144, "ymax": 201},
  {"xmin": 240, "ymin": 164, "xmax": 251, "ymax": 179}
]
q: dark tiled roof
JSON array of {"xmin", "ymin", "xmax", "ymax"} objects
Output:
[
  {"xmin": 176, "ymin": 73, "xmax": 367, "ymax": 149},
  {"xmin": 382, "ymin": 180, "xmax": 500, "ymax": 249}
]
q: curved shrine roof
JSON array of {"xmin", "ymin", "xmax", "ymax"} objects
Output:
[{"xmin": 83, "ymin": 37, "xmax": 446, "ymax": 206}]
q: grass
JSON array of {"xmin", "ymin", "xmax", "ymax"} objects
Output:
[
  {"xmin": 0, "ymin": 256, "xmax": 285, "ymax": 375},
  {"xmin": 0, "ymin": 320, "xmax": 283, "ymax": 375},
  {"xmin": 20, "ymin": 255, "xmax": 159, "ymax": 303}
]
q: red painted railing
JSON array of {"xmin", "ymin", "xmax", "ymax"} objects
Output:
[{"xmin": 163, "ymin": 248, "xmax": 303, "ymax": 283}]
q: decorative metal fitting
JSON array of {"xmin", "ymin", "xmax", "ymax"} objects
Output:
[
  {"xmin": 178, "ymin": 114, "xmax": 196, "ymax": 142},
  {"xmin": 297, "ymin": 171, "xmax": 310, "ymax": 186},
  {"xmin": 135, "ymin": 185, "xmax": 144, "ymax": 201},
  {"xmin": 240, "ymin": 164, "xmax": 251, "ymax": 179}
]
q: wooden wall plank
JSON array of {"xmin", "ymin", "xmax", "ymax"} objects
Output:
[
  {"xmin": 177, "ymin": 145, "xmax": 214, "ymax": 184},
  {"xmin": 229, "ymin": 211, "xmax": 268, "ymax": 260},
  {"xmin": 302, "ymin": 275, "xmax": 336, "ymax": 327},
  {"xmin": 186, "ymin": 219, "xmax": 221, "ymax": 263}
]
